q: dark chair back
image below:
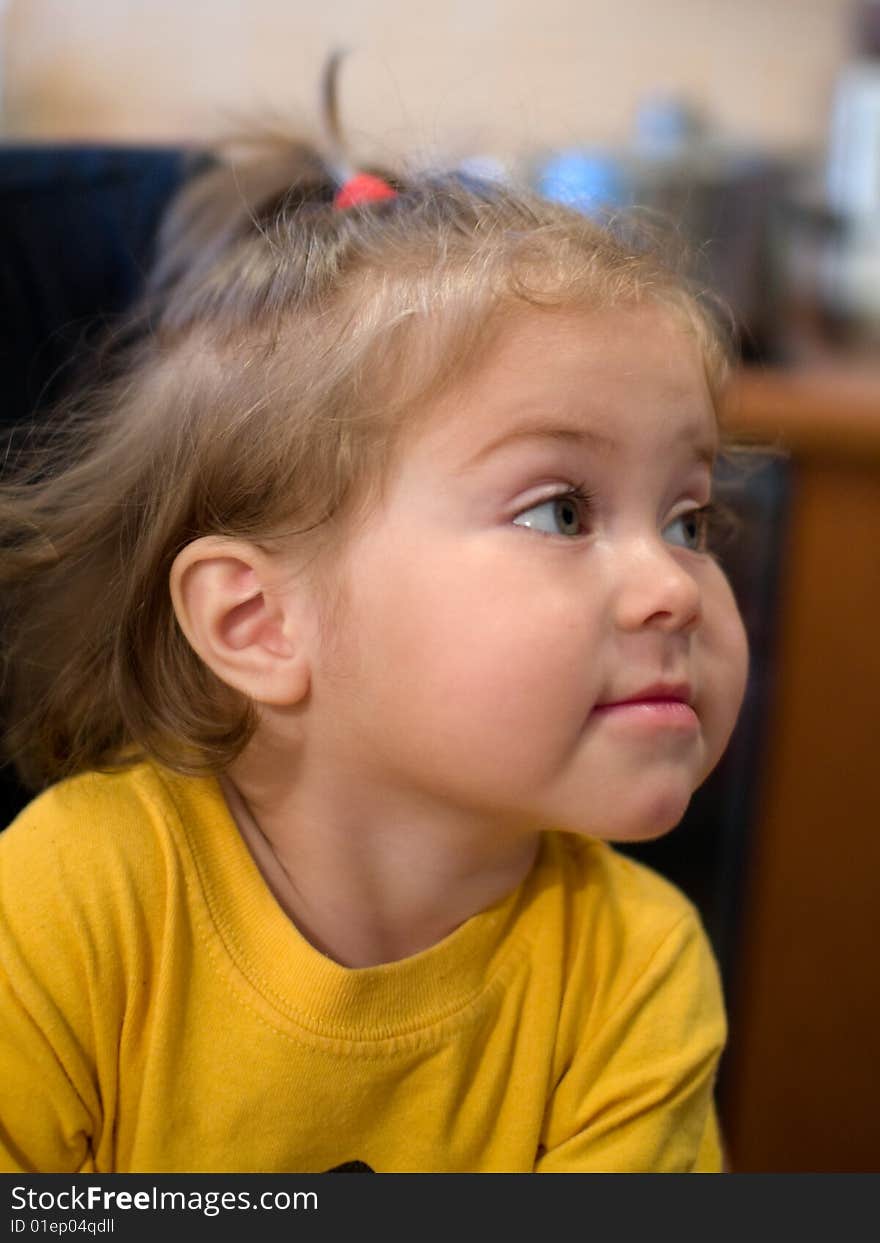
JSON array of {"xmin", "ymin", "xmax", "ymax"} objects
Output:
[{"xmin": 0, "ymin": 145, "xmax": 190, "ymax": 828}]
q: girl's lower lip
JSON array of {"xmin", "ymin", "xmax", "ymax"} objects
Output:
[{"xmin": 591, "ymin": 700, "xmax": 699, "ymax": 730}]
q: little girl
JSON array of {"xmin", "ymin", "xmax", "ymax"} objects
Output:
[{"xmin": 0, "ymin": 100, "xmax": 748, "ymax": 1172}]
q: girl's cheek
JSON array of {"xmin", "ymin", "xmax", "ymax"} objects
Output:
[{"xmin": 718, "ymin": 602, "xmax": 750, "ymax": 721}]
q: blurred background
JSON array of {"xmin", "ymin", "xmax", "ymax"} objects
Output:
[{"xmin": 0, "ymin": 0, "xmax": 878, "ymax": 1173}]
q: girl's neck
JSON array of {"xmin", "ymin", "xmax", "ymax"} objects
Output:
[{"xmin": 218, "ymin": 765, "xmax": 540, "ymax": 969}]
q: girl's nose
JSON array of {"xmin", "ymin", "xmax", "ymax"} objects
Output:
[{"xmin": 612, "ymin": 537, "xmax": 702, "ymax": 635}]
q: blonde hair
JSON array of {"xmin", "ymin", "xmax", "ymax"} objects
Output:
[{"xmin": 0, "ymin": 129, "xmax": 737, "ymax": 792}]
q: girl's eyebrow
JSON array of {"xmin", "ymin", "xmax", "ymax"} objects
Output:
[{"xmin": 461, "ymin": 420, "xmax": 718, "ymax": 472}]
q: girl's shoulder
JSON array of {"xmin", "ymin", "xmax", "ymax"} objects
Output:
[
  {"xmin": 545, "ymin": 830, "xmax": 703, "ymax": 934},
  {"xmin": 0, "ymin": 761, "xmax": 227, "ymax": 1011},
  {"xmin": 0, "ymin": 760, "xmax": 196, "ymax": 917},
  {"xmin": 3, "ymin": 758, "xmax": 171, "ymax": 845},
  {"xmin": 540, "ymin": 832, "xmax": 725, "ymax": 1060}
]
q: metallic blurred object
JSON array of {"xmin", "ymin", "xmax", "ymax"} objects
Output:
[
  {"xmin": 534, "ymin": 97, "xmax": 796, "ymax": 362},
  {"xmin": 627, "ymin": 142, "xmax": 795, "ymax": 362},
  {"xmin": 822, "ymin": 1, "xmax": 880, "ymax": 339}
]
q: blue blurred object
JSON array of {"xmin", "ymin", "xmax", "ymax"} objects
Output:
[
  {"xmin": 536, "ymin": 148, "xmax": 629, "ymax": 216},
  {"xmin": 634, "ymin": 93, "xmax": 705, "ymax": 158}
]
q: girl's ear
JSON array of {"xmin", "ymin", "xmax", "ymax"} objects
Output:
[{"xmin": 169, "ymin": 537, "xmax": 312, "ymax": 706}]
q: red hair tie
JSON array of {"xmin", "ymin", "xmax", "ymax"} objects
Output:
[{"xmin": 333, "ymin": 172, "xmax": 398, "ymax": 211}]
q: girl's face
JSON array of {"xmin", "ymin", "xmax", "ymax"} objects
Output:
[{"xmin": 313, "ymin": 306, "xmax": 749, "ymax": 843}]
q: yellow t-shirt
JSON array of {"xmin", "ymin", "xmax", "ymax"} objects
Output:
[{"xmin": 0, "ymin": 761, "xmax": 725, "ymax": 1172}]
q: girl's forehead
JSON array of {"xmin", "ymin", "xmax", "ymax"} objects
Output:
[
  {"xmin": 410, "ymin": 304, "xmax": 716, "ymax": 466},
  {"xmin": 486, "ymin": 302, "xmax": 704, "ymax": 372}
]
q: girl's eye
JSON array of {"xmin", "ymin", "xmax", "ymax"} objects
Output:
[
  {"xmin": 512, "ymin": 494, "xmax": 730, "ymax": 551},
  {"xmin": 512, "ymin": 486, "xmax": 594, "ymax": 538},
  {"xmin": 663, "ymin": 505, "xmax": 714, "ymax": 552}
]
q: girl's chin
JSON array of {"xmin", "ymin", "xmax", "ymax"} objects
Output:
[{"xmin": 561, "ymin": 790, "xmax": 695, "ymax": 844}]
